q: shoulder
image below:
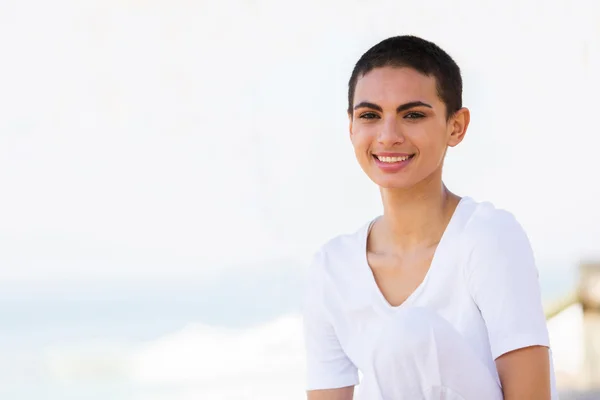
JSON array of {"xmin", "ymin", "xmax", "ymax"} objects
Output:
[
  {"xmin": 305, "ymin": 220, "xmax": 373, "ymax": 308},
  {"xmin": 460, "ymin": 198, "xmax": 535, "ymax": 277},
  {"xmin": 308, "ymin": 221, "xmax": 371, "ymax": 278},
  {"xmin": 462, "ymin": 198, "xmax": 530, "ymax": 250}
]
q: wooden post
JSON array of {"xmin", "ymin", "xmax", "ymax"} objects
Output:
[{"xmin": 579, "ymin": 261, "xmax": 600, "ymax": 389}]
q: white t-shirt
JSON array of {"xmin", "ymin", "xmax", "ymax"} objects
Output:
[{"xmin": 303, "ymin": 196, "xmax": 557, "ymax": 397}]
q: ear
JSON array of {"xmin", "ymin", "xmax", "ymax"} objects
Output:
[
  {"xmin": 348, "ymin": 112, "xmax": 354, "ymax": 139},
  {"xmin": 447, "ymin": 107, "xmax": 470, "ymax": 147}
]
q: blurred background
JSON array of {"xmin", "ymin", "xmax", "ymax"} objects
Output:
[{"xmin": 1, "ymin": 0, "xmax": 599, "ymax": 399}]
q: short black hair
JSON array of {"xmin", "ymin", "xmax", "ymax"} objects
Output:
[{"xmin": 348, "ymin": 35, "xmax": 463, "ymax": 119}]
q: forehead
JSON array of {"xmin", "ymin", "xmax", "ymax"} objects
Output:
[{"xmin": 353, "ymin": 66, "xmax": 440, "ymax": 106}]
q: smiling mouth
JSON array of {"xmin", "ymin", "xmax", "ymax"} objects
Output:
[{"xmin": 373, "ymin": 154, "xmax": 415, "ymax": 163}]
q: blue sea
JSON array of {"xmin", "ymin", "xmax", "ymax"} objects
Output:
[{"xmin": 0, "ymin": 262, "xmax": 578, "ymax": 400}]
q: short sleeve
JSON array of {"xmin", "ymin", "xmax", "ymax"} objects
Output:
[
  {"xmin": 465, "ymin": 211, "xmax": 550, "ymax": 360},
  {"xmin": 302, "ymin": 250, "xmax": 359, "ymax": 390}
]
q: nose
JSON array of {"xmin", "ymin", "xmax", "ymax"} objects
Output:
[{"xmin": 377, "ymin": 117, "xmax": 405, "ymax": 146}]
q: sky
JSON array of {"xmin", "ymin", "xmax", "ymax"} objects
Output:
[{"xmin": 0, "ymin": 0, "xmax": 599, "ymax": 285}]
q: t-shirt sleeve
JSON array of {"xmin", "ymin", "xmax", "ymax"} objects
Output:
[
  {"xmin": 465, "ymin": 210, "xmax": 550, "ymax": 360},
  {"xmin": 302, "ymin": 250, "xmax": 359, "ymax": 391}
]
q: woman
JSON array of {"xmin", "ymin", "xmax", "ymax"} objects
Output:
[{"xmin": 302, "ymin": 35, "xmax": 556, "ymax": 399}]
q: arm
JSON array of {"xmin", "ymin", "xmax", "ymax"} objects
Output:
[
  {"xmin": 307, "ymin": 387, "xmax": 354, "ymax": 400},
  {"xmin": 466, "ymin": 210, "xmax": 554, "ymax": 399},
  {"xmin": 496, "ymin": 346, "xmax": 551, "ymax": 400},
  {"xmin": 303, "ymin": 250, "xmax": 359, "ymax": 398}
]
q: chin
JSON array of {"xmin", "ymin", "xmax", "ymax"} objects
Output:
[
  {"xmin": 365, "ymin": 162, "xmax": 441, "ymax": 190},
  {"xmin": 371, "ymin": 176, "xmax": 418, "ymax": 190}
]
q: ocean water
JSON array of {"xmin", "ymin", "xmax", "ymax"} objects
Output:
[{"xmin": 0, "ymin": 262, "xmax": 577, "ymax": 400}]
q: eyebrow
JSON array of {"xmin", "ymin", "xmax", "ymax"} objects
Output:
[{"xmin": 353, "ymin": 101, "xmax": 433, "ymax": 113}]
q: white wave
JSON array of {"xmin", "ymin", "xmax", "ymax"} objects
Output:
[
  {"xmin": 43, "ymin": 339, "xmax": 133, "ymax": 383},
  {"xmin": 128, "ymin": 314, "xmax": 306, "ymax": 386},
  {"xmin": 40, "ymin": 314, "xmax": 307, "ymax": 398}
]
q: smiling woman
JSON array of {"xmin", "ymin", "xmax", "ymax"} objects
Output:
[
  {"xmin": 349, "ymin": 64, "xmax": 468, "ymax": 191},
  {"xmin": 303, "ymin": 35, "xmax": 557, "ymax": 400}
]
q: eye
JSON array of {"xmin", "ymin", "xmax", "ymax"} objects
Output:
[
  {"xmin": 404, "ymin": 112, "xmax": 425, "ymax": 120},
  {"xmin": 359, "ymin": 112, "xmax": 380, "ymax": 120}
]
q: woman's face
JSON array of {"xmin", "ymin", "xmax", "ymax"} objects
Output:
[{"xmin": 349, "ymin": 66, "xmax": 469, "ymax": 190}]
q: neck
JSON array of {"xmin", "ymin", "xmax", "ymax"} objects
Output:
[{"xmin": 378, "ymin": 169, "xmax": 459, "ymax": 251}]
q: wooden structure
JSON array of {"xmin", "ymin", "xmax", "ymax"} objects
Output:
[
  {"xmin": 545, "ymin": 261, "xmax": 600, "ymax": 392},
  {"xmin": 579, "ymin": 261, "xmax": 600, "ymax": 389}
]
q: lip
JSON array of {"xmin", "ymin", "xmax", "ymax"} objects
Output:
[
  {"xmin": 372, "ymin": 153, "xmax": 415, "ymax": 173},
  {"xmin": 373, "ymin": 152, "xmax": 413, "ymax": 157}
]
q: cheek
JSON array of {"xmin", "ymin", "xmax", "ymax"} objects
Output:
[
  {"xmin": 405, "ymin": 124, "xmax": 447, "ymax": 155},
  {"xmin": 351, "ymin": 126, "xmax": 376, "ymax": 151}
]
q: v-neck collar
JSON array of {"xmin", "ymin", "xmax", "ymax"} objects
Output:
[{"xmin": 361, "ymin": 196, "xmax": 472, "ymax": 313}]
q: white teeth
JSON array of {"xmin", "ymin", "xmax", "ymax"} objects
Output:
[{"xmin": 376, "ymin": 155, "xmax": 411, "ymax": 163}]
